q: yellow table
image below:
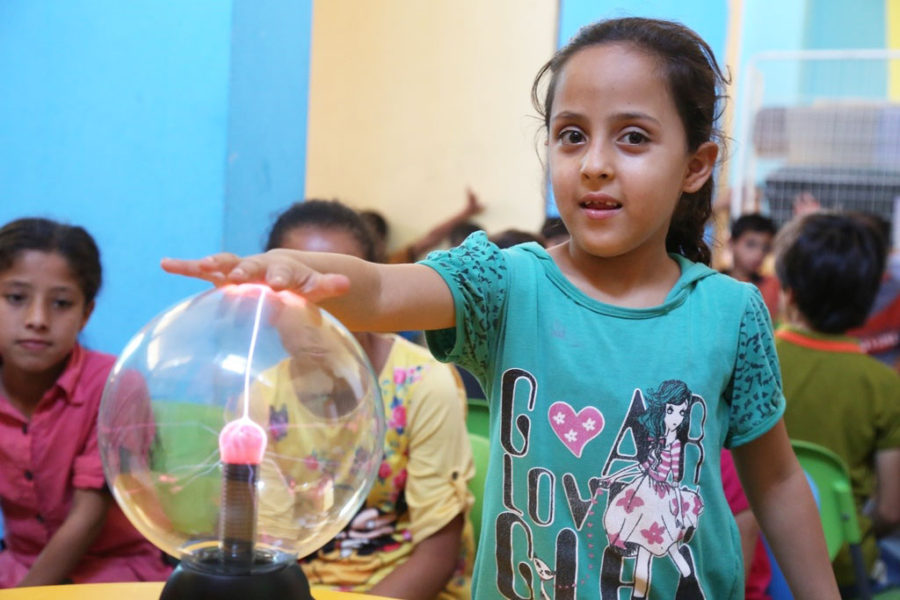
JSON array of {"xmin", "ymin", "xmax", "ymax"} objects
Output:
[{"xmin": 0, "ymin": 582, "xmax": 387, "ymax": 600}]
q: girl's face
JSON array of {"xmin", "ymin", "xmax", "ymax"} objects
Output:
[
  {"xmin": 664, "ymin": 401, "xmax": 687, "ymax": 432},
  {"xmin": 0, "ymin": 250, "xmax": 92, "ymax": 379},
  {"xmin": 547, "ymin": 43, "xmax": 715, "ymax": 264}
]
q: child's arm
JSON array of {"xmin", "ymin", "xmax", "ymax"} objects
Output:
[
  {"xmin": 732, "ymin": 420, "xmax": 840, "ymax": 600},
  {"xmin": 368, "ymin": 514, "xmax": 464, "ymax": 599},
  {"xmin": 733, "ymin": 509, "xmax": 759, "ymax": 579},
  {"xmin": 873, "ymin": 447, "xmax": 900, "ymax": 536},
  {"xmin": 400, "ymin": 188, "xmax": 484, "ymax": 260},
  {"xmin": 17, "ymin": 488, "xmax": 110, "ymax": 587},
  {"xmin": 162, "ymin": 250, "xmax": 455, "ymax": 332}
]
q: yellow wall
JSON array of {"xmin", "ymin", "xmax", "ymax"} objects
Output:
[
  {"xmin": 890, "ymin": 0, "xmax": 900, "ymax": 100},
  {"xmin": 306, "ymin": 0, "xmax": 558, "ymax": 251}
]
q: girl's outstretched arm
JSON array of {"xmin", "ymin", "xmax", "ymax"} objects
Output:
[
  {"xmin": 162, "ymin": 249, "xmax": 455, "ymax": 332},
  {"xmin": 732, "ymin": 420, "xmax": 840, "ymax": 600},
  {"xmin": 17, "ymin": 488, "xmax": 110, "ymax": 587}
]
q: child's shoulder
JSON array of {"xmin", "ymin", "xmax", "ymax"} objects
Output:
[
  {"xmin": 66, "ymin": 345, "xmax": 118, "ymax": 394},
  {"xmin": 850, "ymin": 349, "xmax": 900, "ymax": 387},
  {"xmin": 79, "ymin": 346, "xmax": 118, "ymax": 374}
]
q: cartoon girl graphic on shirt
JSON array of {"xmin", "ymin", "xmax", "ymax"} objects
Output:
[{"xmin": 600, "ymin": 380, "xmax": 706, "ymax": 599}]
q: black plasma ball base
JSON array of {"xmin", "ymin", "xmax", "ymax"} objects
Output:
[{"xmin": 159, "ymin": 553, "xmax": 312, "ymax": 600}]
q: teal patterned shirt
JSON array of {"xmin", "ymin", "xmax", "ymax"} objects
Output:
[{"xmin": 421, "ymin": 233, "xmax": 785, "ymax": 600}]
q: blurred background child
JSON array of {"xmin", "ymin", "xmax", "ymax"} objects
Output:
[
  {"xmin": 361, "ymin": 188, "xmax": 485, "ymax": 264},
  {"xmin": 724, "ymin": 213, "xmax": 780, "ymax": 321},
  {"xmin": 0, "ymin": 217, "xmax": 170, "ymax": 587},
  {"xmin": 774, "ymin": 211, "xmax": 900, "ymax": 595},
  {"xmin": 265, "ymin": 200, "xmax": 474, "ymax": 599}
]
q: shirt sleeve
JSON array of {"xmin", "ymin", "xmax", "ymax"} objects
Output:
[
  {"xmin": 72, "ymin": 361, "xmax": 111, "ymax": 490},
  {"xmin": 403, "ymin": 359, "xmax": 474, "ymax": 543},
  {"xmin": 420, "ymin": 232, "xmax": 509, "ymax": 383},
  {"xmin": 725, "ymin": 287, "xmax": 786, "ymax": 448}
]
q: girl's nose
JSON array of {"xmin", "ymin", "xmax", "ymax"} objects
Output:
[
  {"xmin": 580, "ymin": 141, "xmax": 612, "ymax": 181},
  {"xmin": 25, "ymin": 300, "xmax": 49, "ymax": 330}
]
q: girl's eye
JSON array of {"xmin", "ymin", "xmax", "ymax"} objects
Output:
[
  {"xmin": 620, "ymin": 130, "xmax": 648, "ymax": 145},
  {"xmin": 52, "ymin": 299, "xmax": 75, "ymax": 310},
  {"xmin": 558, "ymin": 128, "xmax": 586, "ymax": 145},
  {"xmin": 3, "ymin": 293, "xmax": 25, "ymax": 305}
]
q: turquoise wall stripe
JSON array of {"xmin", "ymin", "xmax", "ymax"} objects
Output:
[
  {"xmin": 557, "ymin": 0, "xmax": 728, "ymax": 67},
  {"xmin": 224, "ymin": 0, "xmax": 313, "ymax": 256},
  {"xmin": 801, "ymin": 0, "xmax": 886, "ymax": 99}
]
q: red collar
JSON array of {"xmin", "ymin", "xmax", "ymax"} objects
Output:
[{"xmin": 775, "ymin": 328, "xmax": 863, "ymax": 354}]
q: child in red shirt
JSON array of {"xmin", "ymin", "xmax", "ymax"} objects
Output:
[
  {"xmin": 721, "ymin": 449, "xmax": 772, "ymax": 599},
  {"xmin": 0, "ymin": 217, "xmax": 170, "ymax": 587}
]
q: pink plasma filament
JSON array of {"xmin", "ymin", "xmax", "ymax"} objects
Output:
[{"xmin": 219, "ymin": 418, "xmax": 267, "ymax": 465}]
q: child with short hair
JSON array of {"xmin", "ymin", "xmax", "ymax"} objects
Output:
[
  {"xmin": 265, "ymin": 200, "xmax": 474, "ymax": 599},
  {"xmin": 774, "ymin": 211, "xmax": 900, "ymax": 593},
  {"xmin": 726, "ymin": 213, "xmax": 780, "ymax": 320},
  {"xmin": 0, "ymin": 217, "xmax": 170, "ymax": 587},
  {"xmin": 164, "ymin": 17, "xmax": 837, "ymax": 599}
]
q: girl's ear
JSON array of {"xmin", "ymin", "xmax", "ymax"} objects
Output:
[
  {"xmin": 682, "ymin": 141, "xmax": 718, "ymax": 194},
  {"xmin": 80, "ymin": 300, "xmax": 95, "ymax": 332}
]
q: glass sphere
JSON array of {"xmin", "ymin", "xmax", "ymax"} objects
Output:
[{"xmin": 98, "ymin": 285, "xmax": 385, "ymax": 570}]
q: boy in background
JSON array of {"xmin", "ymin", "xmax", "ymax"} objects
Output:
[
  {"xmin": 774, "ymin": 211, "xmax": 900, "ymax": 594},
  {"xmin": 725, "ymin": 213, "xmax": 780, "ymax": 320},
  {"xmin": 848, "ymin": 214, "xmax": 900, "ymax": 372}
]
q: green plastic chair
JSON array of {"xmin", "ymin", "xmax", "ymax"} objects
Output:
[
  {"xmin": 151, "ymin": 401, "xmax": 224, "ymax": 534},
  {"xmin": 467, "ymin": 398, "xmax": 489, "ymax": 438},
  {"xmin": 791, "ymin": 439, "xmax": 873, "ymax": 600},
  {"xmin": 468, "ymin": 433, "xmax": 490, "ymax": 548}
]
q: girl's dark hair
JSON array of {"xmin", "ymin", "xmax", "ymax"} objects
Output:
[
  {"xmin": 531, "ymin": 17, "xmax": 729, "ymax": 265},
  {"xmin": 265, "ymin": 199, "xmax": 378, "ymax": 262},
  {"xmin": 0, "ymin": 217, "xmax": 102, "ymax": 305},
  {"xmin": 774, "ymin": 212, "xmax": 887, "ymax": 334}
]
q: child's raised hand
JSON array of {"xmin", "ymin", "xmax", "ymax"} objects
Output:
[{"xmin": 161, "ymin": 250, "xmax": 351, "ymax": 303}]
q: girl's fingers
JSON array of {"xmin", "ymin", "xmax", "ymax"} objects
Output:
[
  {"xmin": 162, "ymin": 253, "xmax": 351, "ymax": 301},
  {"xmin": 161, "ymin": 253, "xmax": 243, "ymax": 281},
  {"xmin": 265, "ymin": 264, "xmax": 351, "ymax": 303}
]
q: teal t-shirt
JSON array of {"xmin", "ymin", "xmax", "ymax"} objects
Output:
[{"xmin": 421, "ymin": 233, "xmax": 785, "ymax": 600}]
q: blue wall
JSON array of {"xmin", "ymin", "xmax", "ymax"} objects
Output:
[{"xmin": 0, "ymin": 1, "xmax": 311, "ymax": 354}]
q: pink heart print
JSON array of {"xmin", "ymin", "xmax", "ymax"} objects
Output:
[{"xmin": 548, "ymin": 401, "xmax": 604, "ymax": 458}]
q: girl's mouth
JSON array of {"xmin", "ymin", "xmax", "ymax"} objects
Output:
[
  {"xmin": 580, "ymin": 199, "xmax": 622, "ymax": 210},
  {"xmin": 18, "ymin": 339, "xmax": 51, "ymax": 351},
  {"xmin": 580, "ymin": 199, "xmax": 622, "ymax": 219}
]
